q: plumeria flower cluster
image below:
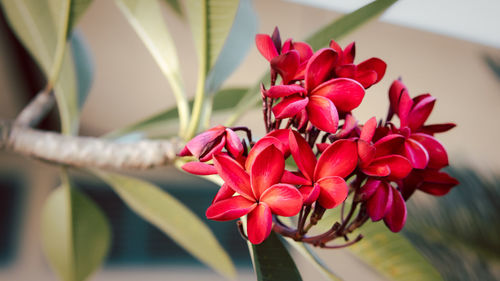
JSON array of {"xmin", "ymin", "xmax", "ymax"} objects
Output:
[{"xmin": 180, "ymin": 28, "xmax": 458, "ymax": 246}]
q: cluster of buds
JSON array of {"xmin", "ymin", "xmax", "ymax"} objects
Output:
[{"xmin": 180, "ymin": 28, "xmax": 458, "ymax": 246}]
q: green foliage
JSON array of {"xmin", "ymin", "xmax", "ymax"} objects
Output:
[
  {"xmin": 0, "ymin": 0, "xmax": 93, "ymax": 134},
  {"xmin": 403, "ymin": 167, "xmax": 500, "ymax": 280},
  {"xmin": 41, "ymin": 172, "xmax": 111, "ymax": 281},
  {"xmin": 104, "ymin": 88, "xmax": 249, "ymax": 140},
  {"xmin": 94, "ymin": 170, "xmax": 236, "ymax": 279},
  {"xmin": 70, "ymin": 30, "xmax": 93, "ymax": 109},
  {"xmin": 163, "ymin": 0, "xmax": 182, "ymax": 16},
  {"xmin": 115, "ymin": 0, "xmax": 189, "ymax": 135},
  {"xmin": 251, "ymin": 232, "xmax": 303, "ymax": 281}
]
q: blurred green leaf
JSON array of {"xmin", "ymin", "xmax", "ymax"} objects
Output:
[
  {"xmin": 285, "ymin": 238, "xmax": 342, "ymax": 281},
  {"xmin": 70, "ymin": 30, "xmax": 93, "ymax": 109},
  {"xmin": 403, "ymin": 167, "xmax": 500, "ymax": 280},
  {"xmin": 205, "ymin": 0, "xmax": 257, "ymax": 95},
  {"xmin": 310, "ymin": 199, "xmax": 442, "ymax": 281},
  {"xmin": 163, "ymin": 0, "xmax": 182, "ymax": 16},
  {"xmin": 225, "ymin": 0, "xmax": 399, "ymax": 126},
  {"xmin": 104, "ymin": 88, "xmax": 249, "ymax": 140},
  {"xmin": 41, "ymin": 172, "xmax": 110, "ymax": 281},
  {"xmin": 115, "ymin": 0, "xmax": 189, "ymax": 134},
  {"xmin": 67, "ymin": 0, "xmax": 93, "ymax": 36},
  {"xmin": 94, "ymin": 170, "xmax": 236, "ymax": 279},
  {"xmin": 306, "ymin": 0, "xmax": 398, "ymax": 49},
  {"xmin": 252, "ymin": 232, "xmax": 302, "ymax": 281},
  {"xmin": 0, "ymin": 0, "xmax": 94, "ymax": 134},
  {"xmin": 185, "ymin": 0, "xmax": 240, "ymax": 74}
]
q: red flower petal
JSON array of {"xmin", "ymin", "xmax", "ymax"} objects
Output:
[
  {"xmin": 267, "ymin": 129, "xmax": 291, "ymax": 156},
  {"xmin": 255, "ymin": 34, "xmax": 278, "ymax": 61},
  {"xmin": 199, "ymin": 135, "xmax": 226, "ymax": 162},
  {"xmin": 281, "ymin": 170, "xmax": 312, "ymax": 186},
  {"xmin": 315, "ymin": 139, "xmax": 358, "ymax": 180},
  {"xmin": 367, "ymin": 182, "xmax": 393, "ymax": 221},
  {"xmin": 299, "ymin": 185, "xmax": 320, "ymax": 205},
  {"xmin": 185, "ymin": 126, "xmax": 225, "ymax": 158},
  {"xmin": 272, "ymin": 95, "xmax": 309, "ymax": 119},
  {"xmin": 213, "ymin": 154, "xmax": 254, "ymax": 200},
  {"xmin": 398, "ymin": 91, "xmax": 413, "ymax": 128},
  {"xmin": 360, "ymin": 117, "xmax": 377, "ymax": 142},
  {"xmin": 408, "ymin": 96, "xmax": 436, "ymax": 130},
  {"xmin": 361, "ymin": 163, "xmax": 391, "ymax": 178},
  {"xmin": 335, "ymin": 64, "xmax": 356, "ymax": 78},
  {"xmin": 250, "ymin": 145, "xmax": 285, "ymax": 199},
  {"xmin": 419, "ymin": 123, "xmax": 456, "ymax": 135},
  {"xmin": 311, "ymin": 78, "xmax": 365, "ymax": 112},
  {"xmin": 374, "ymin": 134, "xmax": 405, "ymax": 158},
  {"xmin": 225, "ymin": 128, "xmax": 243, "ymax": 158},
  {"xmin": 404, "ymin": 138, "xmax": 430, "ymax": 169},
  {"xmin": 358, "ymin": 179, "xmax": 381, "ymax": 200},
  {"xmin": 337, "ymin": 113, "xmax": 358, "ymax": 138},
  {"xmin": 355, "ymin": 70, "xmax": 377, "ymax": 89},
  {"xmin": 389, "ymin": 80, "xmax": 407, "ymax": 113},
  {"xmin": 329, "ymin": 39, "xmax": 342, "ymax": 55},
  {"xmin": 420, "ymin": 170, "xmax": 459, "ymax": 196},
  {"xmin": 305, "ymin": 48, "xmax": 338, "ymax": 92},
  {"xmin": 370, "ymin": 155, "xmax": 412, "ymax": 180},
  {"xmin": 307, "ymin": 95, "xmax": 339, "ymax": 133},
  {"xmin": 357, "ymin": 58, "xmax": 386, "ymax": 85},
  {"xmin": 293, "ymin": 41, "xmax": 313, "ymax": 62},
  {"xmin": 246, "ymin": 136, "xmax": 284, "ymax": 170},
  {"xmin": 316, "ymin": 176, "xmax": 348, "ymax": 209},
  {"xmin": 271, "ymin": 50, "xmax": 300, "ymax": 84},
  {"xmin": 289, "ymin": 130, "xmax": 317, "ymax": 181},
  {"xmin": 206, "ymin": 196, "xmax": 256, "ymax": 221},
  {"xmin": 384, "ymin": 188, "xmax": 407, "ymax": 232},
  {"xmin": 410, "ymin": 133, "xmax": 449, "ymax": 169},
  {"xmin": 260, "ymin": 183, "xmax": 303, "ymax": 216},
  {"xmin": 212, "ymin": 183, "xmax": 235, "ymax": 203},
  {"xmin": 247, "ymin": 203, "xmax": 273, "ymax": 244},
  {"xmin": 266, "ymin": 84, "xmax": 306, "ymax": 98},
  {"xmin": 342, "ymin": 42, "xmax": 356, "ymax": 64},
  {"xmin": 181, "ymin": 161, "xmax": 217, "ymax": 175},
  {"xmin": 358, "ymin": 140, "xmax": 375, "ymax": 168}
]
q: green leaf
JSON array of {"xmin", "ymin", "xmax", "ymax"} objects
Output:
[
  {"xmin": 162, "ymin": 0, "xmax": 182, "ymax": 16},
  {"xmin": 94, "ymin": 170, "xmax": 236, "ymax": 279},
  {"xmin": 70, "ymin": 30, "xmax": 94, "ymax": 109},
  {"xmin": 104, "ymin": 88, "xmax": 249, "ymax": 140},
  {"xmin": 251, "ymin": 231, "xmax": 303, "ymax": 281},
  {"xmin": 312, "ymin": 199, "xmax": 442, "ymax": 281},
  {"xmin": 115, "ymin": 0, "xmax": 189, "ymax": 135},
  {"xmin": 185, "ymin": 0, "xmax": 240, "ymax": 74},
  {"xmin": 41, "ymin": 172, "xmax": 111, "ymax": 281},
  {"xmin": 305, "ymin": 0, "xmax": 398, "ymax": 49},
  {"xmin": 225, "ymin": 0, "xmax": 399, "ymax": 126},
  {"xmin": 205, "ymin": 0, "xmax": 257, "ymax": 95},
  {"xmin": 284, "ymin": 238, "xmax": 342, "ymax": 281},
  {"xmin": 67, "ymin": 0, "xmax": 93, "ymax": 37},
  {"xmin": 0, "ymin": 0, "xmax": 94, "ymax": 134},
  {"xmin": 403, "ymin": 167, "xmax": 500, "ymax": 280}
]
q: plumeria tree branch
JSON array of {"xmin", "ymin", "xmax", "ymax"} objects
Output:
[{"xmin": 2, "ymin": 87, "xmax": 183, "ymax": 170}]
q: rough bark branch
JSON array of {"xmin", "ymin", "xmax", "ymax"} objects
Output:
[
  {"xmin": 2, "ymin": 123, "xmax": 183, "ymax": 170},
  {"xmin": 14, "ymin": 88, "xmax": 55, "ymax": 127},
  {"xmin": 2, "ymin": 86, "xmax": 184, "ymax": 170}
]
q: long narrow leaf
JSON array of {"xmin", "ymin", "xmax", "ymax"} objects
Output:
[
  {"xmin": 115, "ymin": 0, "xmax": 189, "ymax": 135},
  {"xmin": 252, "ymin": 232, "xmax": 303, "ymax": 281},
  {"xmin": 41, "ymin": 171, "xmax": 111, "ymax": 281},
  {"xmin": 94, "ymin": 170, "xmax": 236, "ymax": 279}
]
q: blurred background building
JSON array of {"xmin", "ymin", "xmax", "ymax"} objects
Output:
[{"xmin": 0, "ymin": 0, "xmax": 499, "ymax": 280}]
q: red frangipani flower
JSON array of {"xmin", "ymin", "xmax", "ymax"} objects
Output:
[
  {"xmin": 206, "ymin": 145, "xmax": 303, "ymax": 244},
  {"xmin": 268, "ymin": 48, "xmax": 365, "ymax": 133},
  {"xmin": 284, "ymin": 130, "xmax": 358, "ymax": 208}
]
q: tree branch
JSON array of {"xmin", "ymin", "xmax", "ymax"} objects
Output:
[
  {"xmin": 14, "ymin": 88, "xmax": 55, "ymax": 127},
  {"xmin": 2, "ymin": 123, "xmax": 183, "ymax": 170}
]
